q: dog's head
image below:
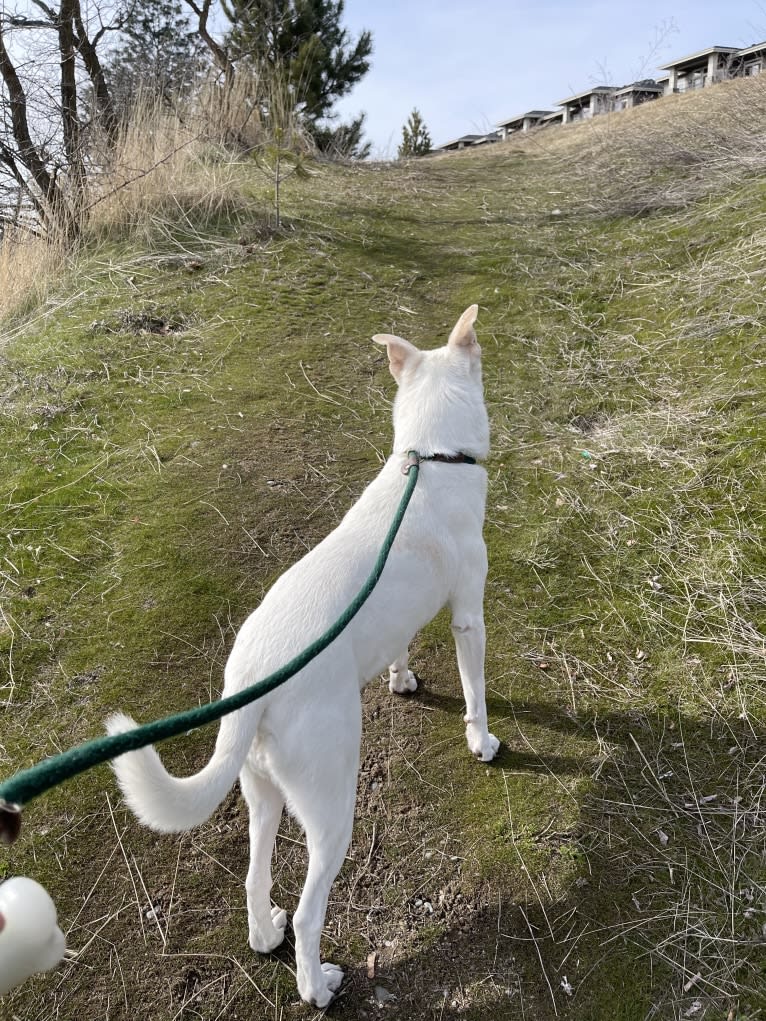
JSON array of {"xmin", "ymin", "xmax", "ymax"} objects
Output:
[{"xmin": 373, "ymin": 305, "xmax": 489, "ymax": 460}]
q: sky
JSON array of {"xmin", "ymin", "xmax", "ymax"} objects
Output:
[{"xmin": 333, "ymin": 0, "xmax": 766, "ymax": 157}]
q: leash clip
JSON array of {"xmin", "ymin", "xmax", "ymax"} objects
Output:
[
  {"xmin": 0, "ymin": 800, "xmax": 22, "ymax": 845},
  {"xmin": 402, "ymin": 451, "xmax": 421, "ymax": 476}
]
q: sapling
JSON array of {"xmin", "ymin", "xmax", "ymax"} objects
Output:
[{"xmin": 254, "ymin": 127, "xmax": 316, "ymax": 228}]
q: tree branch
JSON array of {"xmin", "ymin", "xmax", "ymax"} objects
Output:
[
  {"xmin": 29, "ymin": 0, "xmax": 59, "ymax": 22},
  {"xmin": 3, "ymin": 16, "xmax": 57, "ymax": 31},
  {"xmin": 59, "ymin": 0, "xmax": 83, "ymax": 172},
  {"xmin": 0, "ymin": 142, "xmax": 46, "ymax": 219},
  {"xmin": 0, "ymin": 26, "xmax": 57, "ymax": 201},
  {"xmin": 71, "ymin": 0, "xmax": 118, "ymax": 141},
  {"xmin": 181, "ymin": 0, "xmax": 235, "ymax": 82}
]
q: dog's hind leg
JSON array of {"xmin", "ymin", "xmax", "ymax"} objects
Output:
[
  {"xmin": 292, "ymin": 785, "xmax": 356, "ymax": 1006},
  {"xmin": 240, "ymin": 766, "xmax": 287, "ymax": 953},
  {"xmin": 388, "ymin": 647, "xmax": 417, "ymax": 694},
  {"xmin": 288, "ymin": 690, "xmax": 361, "ymax": 1007}
]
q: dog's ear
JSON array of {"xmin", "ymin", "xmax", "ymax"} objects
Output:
[
  {"xmin": 372, "ymin": 334, "xmax": 422, "ymax": 382},
  {"xmin": 448, "ymin": 304, "xmax": 479, "ymax": 351}
]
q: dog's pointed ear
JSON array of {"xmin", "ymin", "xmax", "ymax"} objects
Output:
[
  {"xmin": 448, "ymin": 304, "xmax": 479, "ymax": 350},
  {"xmin": 372, "ymin": 333, "xmax": 422, "ymax": 382}
]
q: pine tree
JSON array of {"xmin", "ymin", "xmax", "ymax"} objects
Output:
[
  {"xmin": 311, "ymin": 112, "xmax": 371, "ymax": 160},
  {"xmin": 221, "ymin": 0, "xmax": 372, "ymax": 151},
  {"xmin": 106, "ymin": 0, "xmax": 206, "ymax": 114},
  {"xmin": 398, "ymin": 108, "xmax": 432, "ymax": 158}
]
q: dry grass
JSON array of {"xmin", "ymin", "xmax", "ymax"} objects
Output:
[
  {"xmin": 85, "ymin": 70, "xmax": 314, "ymax": 239},
  {"xmin": 0, "ymin": 70, "xmax": 313, "ymax": 323},
  {"xmin": 476, "ymin": 112, "xmax": 766, "ymax": 1011},
  {"xmin": 0, "ymin": 227, "xmax": 69, "ymax": 325},
  {"xmin": 586, "ymin": 712, "xmax": 766, "ymax": 1020},
  {"xmin": 85, "ymin": 95, "xmax": 244, "ymax": 241},
  {"xmin": 499, "ymin": 73, "xmax": 766, "ymax": 217}
]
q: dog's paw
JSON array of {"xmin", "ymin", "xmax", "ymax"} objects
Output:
[
  {"xmin": 466, "ymin": 726, "xmax": 500, "ymax": 762},
  {"xmin": 271, "ymin": 905, "xmax": 287, "ymax": 935},
  {"xmin": 389, "ymin": 669, "xmax": 418, "ymax": 695},
  {"xmin": 249, "ymin": 905, "xmax": 287, "ymax": 953},
  {"xmin": 321, "ymin": 962, "xmax": 344, "ymax": 992},
  {"xmin": 302, "ymin": 962, "xmax": 345, "ymax": 1008},
  {"xmin": 478, "ymin": 732, "xmax": 501, "ymax": 761}
]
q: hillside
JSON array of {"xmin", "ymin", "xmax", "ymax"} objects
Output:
[{"xmin": 1, "ymin": 75, "xmax": 765, "ymax": 1021}]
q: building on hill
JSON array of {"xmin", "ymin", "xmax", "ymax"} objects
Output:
[
  {"xmin": 437, "ymin": 134, "xmax": 483, "ymax": 152},
  {"xmin": 659, "ymin": 45, "xmax": 739, "ymax": 92},
  {"xmin": 556, "ymin": 78, "xmax": 666, "ymax": 123},
  {"xmin": 613, "ymin": 80, "xmax": 665, "ymax": 110},
  {"xmin": 539, "ymin": 109, "xmax": 564, "ymax": 127},
  {"xmin": 473, "ymin": 131, "xmax": 501, "ymax": 146},
  {"xmin": 556, "ymin": 85, "xmax": 618, "ymax": 123},
  {"xmin": 442, "ymin": 38, "xmax": 766, "ymax": 154},
  {"xmin": 657, "ymin": 41, "xmax": 766, "ymax": 92},
  {"xmin": 495, "ymin": 110, "xmax": 554, "ymax": 138},
  {"xmin": 437, "ymin": 131, "xmax": 500, "ymax": 152},
  {"xmin": 730, "ymin": 41, "xmax": 766, "ymax": 77}
]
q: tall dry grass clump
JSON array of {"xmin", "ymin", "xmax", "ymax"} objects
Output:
[
  {"xmin": 0, "ymin": 228, "xmax": 68, "ymax": 326},
  {"xmin": 0, "ymin": 69, "xmax": 312, "ymax": 322},
  {"xmin": 86, "ymin": 90, "xmax": 237, "ymax": 240},
  {"xmin": 88, "ymin": 69, "xmax": 311, "ymax": 239}
]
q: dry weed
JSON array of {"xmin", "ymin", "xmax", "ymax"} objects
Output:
[
  {"xmin": 0, "ymin": 70, "xmax": 314, "ymax": 322},
  {"xmin": 0, "ymin": 228, "xmax": 68, "ymax": 324}
]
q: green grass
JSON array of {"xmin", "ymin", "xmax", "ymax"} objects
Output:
[{"xmin": 2, "ymin": 80, "xmax": 766, "ymax": 1020}]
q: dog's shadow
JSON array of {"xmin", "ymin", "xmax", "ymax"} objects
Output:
[
  {"xmin": 312, "ymin": 695, "xmax": 763, "ymax": 1019},
  {"xmin": 413, "ymin": 684, "xmax": 590, "ymax": 775}
]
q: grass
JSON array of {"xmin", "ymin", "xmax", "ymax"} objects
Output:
[{"xmin": 1, "ymin": 75, "xmax": 766, "ymax": 1020}]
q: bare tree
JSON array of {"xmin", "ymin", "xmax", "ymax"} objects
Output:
[{"xmin": 0, "ymin": 1, "xmax": 119, "ymax": 238}]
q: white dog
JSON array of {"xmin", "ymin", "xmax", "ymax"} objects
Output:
[{"xmin": 107, "ymin": 304, "xmax": 499, "ymax": 1007}]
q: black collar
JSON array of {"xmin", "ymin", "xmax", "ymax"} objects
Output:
[
  {"xmin": 402, "ymin": 450, "xmax": 477, "ymax": 475},
  {"xmin": 422, "ymin": 453, "xmax": 477, "ymax": 465}
]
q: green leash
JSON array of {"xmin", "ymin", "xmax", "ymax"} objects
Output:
[{"xmin": 0, "ymin": 453, "xmax": 422, "ymax": 843}]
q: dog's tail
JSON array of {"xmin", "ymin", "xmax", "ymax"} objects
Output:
[{"xmin": 105, "ymin": 702, "xmax": 260, "ymax": 833}]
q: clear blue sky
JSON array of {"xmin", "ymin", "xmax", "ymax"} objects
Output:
[{"xmin": 333, "ymin": 0, "xmax": 766, "ymax": 157}]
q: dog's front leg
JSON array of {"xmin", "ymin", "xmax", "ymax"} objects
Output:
[
  {"xmin": 450, "ymin": 555, "xmax": 500, "ymax": 762},
  {"xmin": 452, "ymin": 612, "xmax": 499, "ymax": 761}
]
